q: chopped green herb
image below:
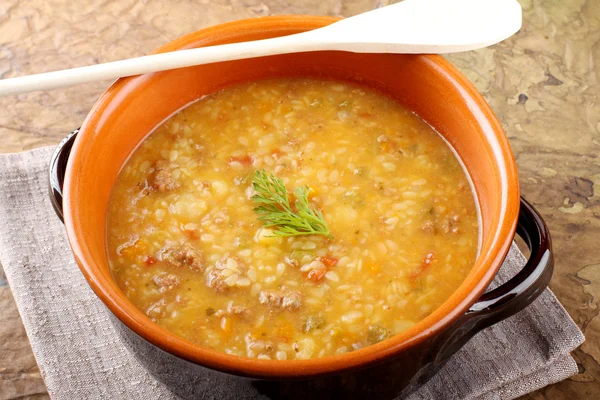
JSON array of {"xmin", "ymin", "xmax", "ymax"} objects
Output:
[
  {"xmin": 302, "ymin": 315, "xmax": 325, "ymax": 333},
  {"xmin": 289, "ymin": 250, "xmax": 315, "ymax": 264},
  {"xmin": 367, "ymin": 325, "xmax": 390, "ymax": 344},
  {"xmin": 251, "ymin": 170, "xmax": 332, "ymax": 238},
  {"xmin": 343, "ymin": 190, "xmax": 364, "ymax": 208}
]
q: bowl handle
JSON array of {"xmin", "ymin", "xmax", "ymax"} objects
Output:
[
  {"xmin": 48, "ymin": 129, "xmax": 79, "ymax": 223},
  {"xmin": 434, "ymin": 197, "xmax": 553, "ymax": 362}
]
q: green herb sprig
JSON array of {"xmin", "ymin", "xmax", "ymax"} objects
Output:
[{"xmin": 251, "ymin": 170, "xmax": 332, "ymax": 238}]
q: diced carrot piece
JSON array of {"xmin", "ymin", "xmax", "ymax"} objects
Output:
[
  {"xmin": 185, "ymin": 229, "xmax": 199, "ymax": 240},
  {"xmin": 319, "ymin": 256, "xmax": 338, "ymax": 267},
  {"xmin": 271, "ymin": 148, "xmax": 284, "ymax": 159},
  {"xmin": 409, "ymin": 252, "xmax": 435, "ymax": 282},
  {"xmin": 305, "ymin": 256, "xmax": 338, "ymax": 282},
  {"xmin": 144, "ymin": 256, "xmax": 158, "ymax": 266},
  {"xmin": 229, "ymin": 155, "xmax": 253, "ymax": 165}
]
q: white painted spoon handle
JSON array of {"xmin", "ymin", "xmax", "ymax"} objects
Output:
[
  {"xmin": 0, "ymin": 36, "xmax": 319, "ymax": 96},
  {"xmin": 0, "ymin": 0, "xmax": 521, "ymax": 97}
]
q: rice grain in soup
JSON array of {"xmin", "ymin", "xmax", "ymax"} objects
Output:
[{"xmin": 107, "ymin": 78, "xmax": 479, "ymax": 360}]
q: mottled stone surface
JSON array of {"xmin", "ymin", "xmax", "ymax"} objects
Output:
[{"xmin": 0, "ymin": 0, "xmax": 598, "ymax": 398}]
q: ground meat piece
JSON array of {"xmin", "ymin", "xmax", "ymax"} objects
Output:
[
  {"xmin": 229, "ymin": 305, "xmax": 250, "ymax": 317},
  {"xmin": 175, "ymin": 294, "xmax": 188, "ymax": 306},
  {"xmin": 149, "ymin": 160, "xmax": 179, "ymax": 191},
  {"xmin": 145, "ymin": 299, "xmax": 166, "ymax": 319},
  {"xmin": 423, "ymin": 214, "xmax": 460, "ymax": 234},
  {"xmin": 259, "ymin": 290, "xmax": 302, "ymax": 311},
  {"xmin": 152, "ymin": 273, "xmax": 180, "ymax": 293},
  {"xmin": 440, "ymin": 214, "xmax": 460, "ymax": 234},
  {"xmin": 206, "ymin": 269, "xmax": 228, "ymax": 293},
  {"xmin": 162, "ymin": 243, "xmax": 204, "ymax": 272},
  {"xmin": 205, "ymin": 255, "xmax": 248, "ymax": 293},
  {"xmin": 307, "ymin": 266, "xmax": 327, "ymax": 282},
  {"xmin": 214, "ymin": 304, "xmax": 251, "ymax": 318},
  {"xmin": 215, "ymin": 255, "xmax": 243, "ymax": 271},
  {"xmin": 421, "ymin": 220, "xmax": 435, "ymax": 233},
  {"xmin": 212, "ymin": 210, "xmax": 230, "ymax": 225}
]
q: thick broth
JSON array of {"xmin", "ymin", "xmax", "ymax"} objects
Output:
[{"xmin": 107, "ymin": 78, "xmax": 478, "ymax": 360}]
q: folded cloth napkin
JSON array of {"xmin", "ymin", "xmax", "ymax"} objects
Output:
[{"xmin": 0, "ymin": 147, "xmax": 584, "ymax": 400}]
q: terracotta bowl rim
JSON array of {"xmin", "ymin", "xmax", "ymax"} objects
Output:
[{"xmin": 63, "ymin": 15, "xmax": 520, "ymax": 378}]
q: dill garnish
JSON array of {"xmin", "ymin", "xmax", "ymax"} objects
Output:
[{"xmin": 251, "ymin": 170, "xmax": 332, "ymax": 238}]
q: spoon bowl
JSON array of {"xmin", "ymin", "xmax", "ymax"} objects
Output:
[{"xmin": 306, "ymin": 0, "xmax": 522, "ymax": 53}]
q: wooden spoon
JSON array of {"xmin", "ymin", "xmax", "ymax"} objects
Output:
[{"xmin": 0, "ymin": 0, "xmax": 521, "ymax": 96}]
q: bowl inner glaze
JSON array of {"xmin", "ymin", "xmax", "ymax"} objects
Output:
[{"xmin": 63, "ymin": 15, "xmax": 519, "ymax": 377}]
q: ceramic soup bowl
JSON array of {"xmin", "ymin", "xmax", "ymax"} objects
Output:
[{"xmin": 48, "ymin": 15, "xmax": 552, "ymax": 400}]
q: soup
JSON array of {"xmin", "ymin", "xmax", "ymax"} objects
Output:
[{"xmin": 107, "ymin": 78, "xmax": 478, "ymax": 360}]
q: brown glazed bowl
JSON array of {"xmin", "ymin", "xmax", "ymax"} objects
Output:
[{"xmin": 48, "ymin": 16, "xmax": 553, "ymax": 400}]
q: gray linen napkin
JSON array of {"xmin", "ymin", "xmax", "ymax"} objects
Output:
[{"xmin": 0, "ymin": 147, "xmax": 584, "ymax": 400}]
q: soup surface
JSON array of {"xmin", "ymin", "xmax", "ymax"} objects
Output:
[{"xmin": 107, "ymin": 78, "xmax": 478, "ymax": 360}]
